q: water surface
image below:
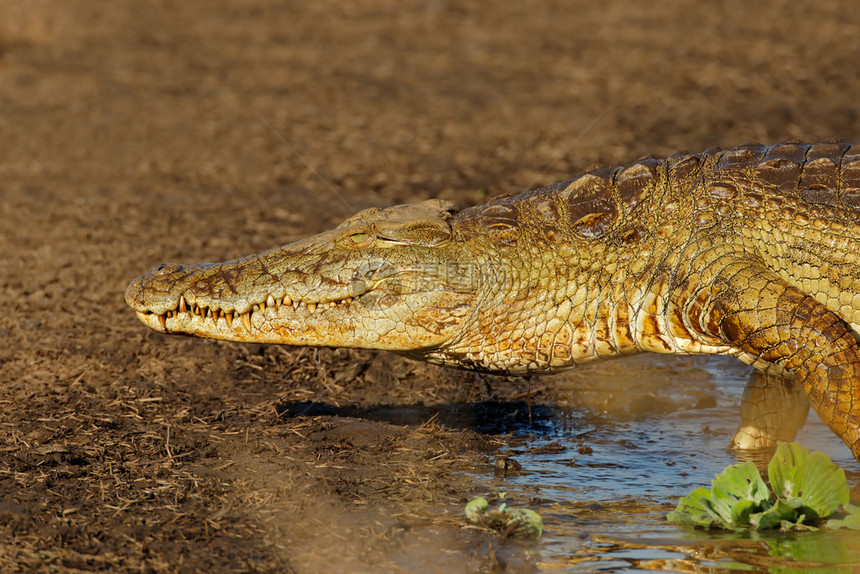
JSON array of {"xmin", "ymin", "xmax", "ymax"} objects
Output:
[{"xmin": 472, "ymin": 355, "xmax": 860, "ymax": 572}]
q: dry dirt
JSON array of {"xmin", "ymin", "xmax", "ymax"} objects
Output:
[{"xmin": 2, "ymin": 1, "xmax": 860, "ymax": 572}]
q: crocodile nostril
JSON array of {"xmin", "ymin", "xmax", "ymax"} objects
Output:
[{"xmin": 153, "ymin": 262, "xmax": 185, "ymax": 276}]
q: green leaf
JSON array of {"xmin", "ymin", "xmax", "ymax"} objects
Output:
[
  {"xmin": 730, "ymin": 498, "xmax": 757, "ymax": 527},
  {"xmin": 750, "ymin": 499, "xmax": 797, "ymax": 531},
  {"xmin": 767, "ymin": 443, "xmax": 848, "ymax": 517},
  {"xmin": 667, "ymin": 463, "xmax": 769, "ymax": 530},
  {"xmin": 709, "ymin": 461, "xmax": 770, "ymax": 526},
  {"xmin": 464, "ymin": 497, "xmax": 543, "ymax": 539},
  {"xmin": 501, "ymin": 507, "xmax": 543, "ymax": 539},
  {"xmin": 465, "ymin": 497, "xmax": 489, "ymax": 522},
  {"xmin": 825, "ymin": 503, "xmax": 860, "ymax": 530},
  {"xmin": 667, "ymin": 487, "xmax": 723, "ymax": 528},
  {"xmin": 713, "ymin": 462, "xmax": 770, "ymax": 505}
]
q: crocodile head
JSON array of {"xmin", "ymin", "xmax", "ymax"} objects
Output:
[{"xmin": 126, "ymin": 199, "xmax": 479, "ymax": 353}]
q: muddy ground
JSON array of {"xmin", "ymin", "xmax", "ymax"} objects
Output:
[{"xmin": 2, "ymin": 1, "xmax": 860, "ymax": 572}]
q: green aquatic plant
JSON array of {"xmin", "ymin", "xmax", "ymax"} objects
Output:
[
  {"xmin": 825, "ymin": 503, "xmax": 860, "ymax": 530},
  {"xmin": 668, "ymin": 442, "xmax": 857, "ymax": 531},
  {"xmin": 465, "ymin": 495, "xmax": 543, "ymax": 539}
]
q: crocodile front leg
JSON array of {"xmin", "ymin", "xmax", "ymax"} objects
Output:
[
  {"xmin": 731, "ymin": 371, "xmax": 810, "ymax": 451},
  {"xmin": 694, "ymin": 260, "xmax": 860, "ymax": 459}
]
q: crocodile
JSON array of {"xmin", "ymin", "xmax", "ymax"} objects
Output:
[{"xmin": 126, "ymin": 140, "xmax": 860, "ymax": 461}]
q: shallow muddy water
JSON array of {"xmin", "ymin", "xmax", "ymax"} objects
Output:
[{"xmin": 467, "ymin": 355, "xmax": 860, "ymax": 572}]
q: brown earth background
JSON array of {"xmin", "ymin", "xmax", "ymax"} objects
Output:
[{"xmin": 2, "ymin": 0, "xmax": 860, "ymax": 572}]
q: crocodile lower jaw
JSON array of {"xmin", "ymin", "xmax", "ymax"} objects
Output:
[{"xmin": 140, "ymin": 292, "xmax": 360, "ymax": 335}]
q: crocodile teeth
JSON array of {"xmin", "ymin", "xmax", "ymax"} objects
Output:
[{"xmin": 165, "ymin": 294, "xmax": 359, "ymax": 328}]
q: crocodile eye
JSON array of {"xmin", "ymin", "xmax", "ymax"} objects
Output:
[{"xmin": 345, "ymin": 232, "xmax": 371, "ymax": 246}]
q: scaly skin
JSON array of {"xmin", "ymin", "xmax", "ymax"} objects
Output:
[{"xmin": 127, "ymin": 140, "xmax": 860, "ymax": 461}]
